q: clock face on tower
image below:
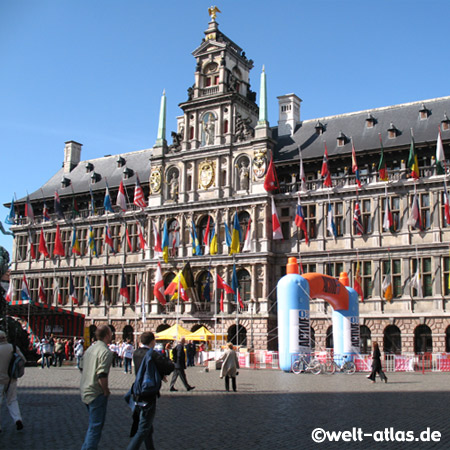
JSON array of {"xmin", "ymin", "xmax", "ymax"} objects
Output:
[
  {"xmin": 150, "ymin": 166, "xmax": 162, "ymax": 194},
  {"xmin": 198, "ymin": 160, "xmax": 215, "ymax": 189}
]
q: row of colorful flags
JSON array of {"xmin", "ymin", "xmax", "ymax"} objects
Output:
[{"xmin": 8, "ymin": 261, "xmax": 246, "ymax": 311}]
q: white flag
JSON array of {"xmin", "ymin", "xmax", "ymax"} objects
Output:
[{"xmin": 409, "ymin": 268, "xmax": 423, "ymax": 298}]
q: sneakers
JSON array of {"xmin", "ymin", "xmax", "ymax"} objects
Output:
[
  {"xmin": 16, "ymin": 421, "xmax": 23, "ymax": 431},
  {"xmin": 187, "ymin": 386, "xmax": 195, "ymax": 391}
]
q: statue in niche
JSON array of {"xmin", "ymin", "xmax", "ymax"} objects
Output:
[
  {"xmin": 168, "ymin": 172, "xmax": 179, "ymax": 201},
  {"xmin": 202, "ymin": 113, "xmax": 216, "ymax": 146},
  {"xmin": 234, "ymin": 113, "xmax": 254, "ymax": 142},
  {"xmin": 236, "ymin": 160, "xmax": 250, "ymax": 191}
]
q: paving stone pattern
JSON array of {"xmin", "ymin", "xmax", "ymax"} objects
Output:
[{"xmin": 1, "ymin": 365, "xmax": 450, "ymax": 449}]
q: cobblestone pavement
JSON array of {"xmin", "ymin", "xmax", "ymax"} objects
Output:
[{"xmin": 1, "ymin": 364, "xmax": 450, "ymax": 449}]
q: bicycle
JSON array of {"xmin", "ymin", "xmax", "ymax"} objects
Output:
[
  {"xmin": 291, "ymin": 355, "xmax": 322, "ymax": 375},
  {"xmin": 323, "ymin": 357, "xmax": 356, "ymax": 375}
]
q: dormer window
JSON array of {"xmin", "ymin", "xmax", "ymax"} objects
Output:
[
  {"xmin": 365, "ymin": 113, "xmax": 376, "ymax": 128},
  {"xmin": 91, "ymin": 172, "xmax": 101, "ymax": 184},
  {"xmin": 419, "ymin": 103, "xmax": 430, "ymax": 120},
  {"xmin": 61, "ymin": 176, "xmax": 71, "ymax": 188},
  {"xmin": 387, "ymin": 123, "xmax": 399, "ymax": 139},
  {"xmin": 337, "ymin": 131, "xmax": 347, "ymax": 147},
  {"xmin": 441, "ymin": 113, "xmax": 450, "ymax": 131},
  {"xmin": 315, "ymin": 121, "xmax": 325, "ymax": 135},
  {"xmin": 123, "ymin": 167, "xmax": 134, "ymax": 179},
  {"xmin": 85, "ymin": 162, "xmax": 94, "ymax": 173},
  {"xmin": 117, "ymin": 156, "xmax": 126, "ymax": 168}
]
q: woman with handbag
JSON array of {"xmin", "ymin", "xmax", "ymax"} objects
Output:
[{"xmin": 218, "ymin": 343, "xmax": 240, "ymax": 392}]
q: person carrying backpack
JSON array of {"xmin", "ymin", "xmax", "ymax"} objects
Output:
[
  {"xmin": 0, "ymin": 330, "xmax": 25, "ymax": 432},
  {"xmin": 125, "ymin": 332, "xmax": 174, "ymax": 450}
]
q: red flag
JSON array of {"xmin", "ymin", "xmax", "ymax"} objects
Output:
[
  {"xmin": 354, "ymin": 261, "xmax": 364, "ymax": 302},
  {"xmin": 271, "ymin": 197, "xmax": 283, "ymax": 240},
  {"xmin": 264, "ymin": 155, "xmax": 279, "ymax": 192},
  {"xmin": 153, "ymin": 221, "xmax": 163, "ymax": 256},
  {"xmin": 116, "ymin": 180, "xmax": 127, "ymax": 211},
  {"xmin": 352, "ymin": 140, "xmax": 362, "ymax": 189},
  {"xmin": 38, "ymin": 279, "xmax": 46, "ymax": 304},
  {"xmin": 53, "ymin": 224, "xmax": 65, "ymax": 257},
  {"xmin": 220, "ymin": 290, "xmax": 224, "ymax": 312},
  {"xmin": 137, "ymin": 222, "xmax": 147, "ymax": 250},
  {"xmin": 216, "ymin": 274, "xmax": 235, "ymax": 294},
  {"xmin": 135, "ymin": 280, "xmax": 140, "ymax": 305},
  {"xmin": 444, "ymin": 184, "xmax": 450, "ymax": 225},
  {"xmin": 39, "ymin": 228, "xmax": 49, "ymax": 258},
  {"xmin": 133, "ymin": 174, "xmax": 147, "ymax": 208},
  {"xmin": 104, "ymin": 225, "xmax": 115, "ymax": 253},
  {"xmin": 237, "ymin": 288, "xmax": 244, "ymax": 309},
  {"xmin": 321, "ymin": 143, "xmax": 332, "ymax": 187},
  {"xmin": 125, "ymin": 228, "xmax": 133, "ymax": 252},
  {"xmin": 154, "ymin": 262, "xmax": 166, "ymax": 305}
]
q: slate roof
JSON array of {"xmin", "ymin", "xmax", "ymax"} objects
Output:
[
  {"xmin": 25, "ymin": 149, "xmax": 153, "ymax": 202},
  {"xmin": 274, "ymin": 96, "xmax": 450, "ymax": 163}
]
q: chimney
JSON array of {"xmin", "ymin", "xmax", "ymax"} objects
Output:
[
  {"xmin": 277, "ymin": 94, "xmax": 302, "ymax": 137},
  {"xmin": 63, "ymin": 141, "xmax": 82, "ymax": 173}
]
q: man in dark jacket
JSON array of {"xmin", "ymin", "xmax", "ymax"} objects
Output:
[
  {"xmin": 169, "ymin": 337, "xmax": 195, "ymax": 392},
  {"xmin": 127, "ymin": 332, "xmax": 174, "ymax": 450}
]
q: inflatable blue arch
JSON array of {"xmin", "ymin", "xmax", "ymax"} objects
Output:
[{"xmin": 277, "ymin": 257, "xmax": 360, "ymax": 372}]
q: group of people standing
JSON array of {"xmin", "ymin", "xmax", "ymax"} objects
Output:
[
  {"xmin": 109, "ymin": 339, "xmax": 135, "ymax": 373},
  {"xmin": 37, "ymin": 335, "xmax": 76, "ymax": 368}
]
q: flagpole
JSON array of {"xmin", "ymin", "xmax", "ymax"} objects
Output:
[
  {"xmin": 214, "ymin": 266, "xmax": 217, "ymax": 351},
  {"xmin": 176, "ymin": 265, "xmax": 180, "ymax": 342},
  {"xmin": 234, "ymin": 255, "xmax": 239, "ymax": 348}
]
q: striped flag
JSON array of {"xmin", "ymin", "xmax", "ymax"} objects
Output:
[
  {"xmin": 210, "ymin": 224, "xmax": 218, "ymax": 255},
  {"xmin": 104, "ymin": 224, "xmax": 115, "ymax": 253},
  {"xmin": 231, "ymin": 263, "xmax": 244, "ymax": 309},
  {"xmin": 230, "ymin": 213, "xmax": 241, "ymax": 254},
  {"xmin": 85, "ymin": 276, "xmax": 94, "ymax": 304},
  {"xmin": 162, "ymin": 221, "xmax": 169, "ymax": 263},
  {"xmin": 407, "ymin": 192, "xmax": 422, "ymax": 230},
  {"xmin": 137, "ymin": 221, "xmax": 148, "ymax": 251},
  {"xmin": 203, "ymin": 216, "xmax": 211, "ymax": 255},
  {"xmin": 133, "ymin": 175, "xmax": 147, "ymax": 208},
  {"xmin": 353, "ymin": 200, "xmax": 364, "ymax": 235},
  {"xmin": 408, "ymin": 134, "xmax": 420, "ymax": 180},
  {"xmin": 120, "ymin": 267, "xmax": 130, "ymax": 303},
  {"xmin": 242, "ymin": 218, "xmax": 252, "ymax": 252},
  {"xmin": 104, "ymin": 185, "xmax": 114, "ymax": 213},
  {"xmin": 154, "ymin": 262, "xmax": 166, "ymax": 305},
  {"xmin": 39, "ymin": 279, "xmax": 47, "ymax": 304},
  {"xmin": 54, "ymin": 278, "xmax": 63, "ymax": 305},
  {"xmin": 28, "ymin": 230, "xmax": 36, "ymax": 260},
  {"xmin": 410, "ymin": 265, "xmax": 423, "ymax": 298},
  {"xmin": 354, "ymin": 261, "xmax": 364, "ymax": 302},
  {"xmin": 271, "ymin": 197, "xmax": 283, "ymax": 240},
  {"xmin": 54, "ymin": 191, "xmax": 64, "ymax": 220},
  {"xmin": 102, "ymin": 271, "xmax": 111, "ymax": 305},
  {"xmin": 327, "ymin": 203, "xmax": 337, "ymax": 238},
  {"xmin": 444, "ymin": 183, "xmax": 450, "ymax": 225},
  {"xmin": 153, "ymin": 221, "xmax": 163, "ymax": 258},
  {"xmin": 88, "ymin": 226, "xmax": 97, "ymax": 256},
  {"xmin": 378, "ymin": 134, "xmax": 389, "ymax": 181},
  {"xmin": 25, "ymin": 194, "xmax": 35, "ymax": 223},
  {"xmin": 42, "ymin": 202, "xmax": 50, "ymax": 222},
  {"xmin": 71, "ymin": 226, "xmax": 81, "ymax": 255},
  {"xmin": 321, "ymin": 143, "xmax": 332, "ymax": 188},
  {"xmin": 436, "ymin": 127, "xmax": 446, "ymax": 175},
  {"xmin": 5, "ymin": 282, "xmax": 13, "ymax": 302},
  {"xmin": 116, "ymin": 180, "xmax": 127, "ymax": 211},
  {"xmin": 69, "ymin": 274, "xmax": 78, "ymax": 305},
  {"xmin": 299, "ymin": 152, "xmax": 307, "ymax": 192},
  {"xmin": 5, "ymin": 197, "xmax": 15, "ymax": 225},
  {"xmin": 351, "ymin": 139, "xmax": 362, "ymax": 188},
  {"xmin": 21, "ymin": 274, "xmax": 31, "ymax": 301},
  {"xmin": 294, "ymin": 194, "xmax": 308, "ymax": 244},
  {"xmin": 383, "ymin": 196, "xmax": 394, "ymax": 232}
]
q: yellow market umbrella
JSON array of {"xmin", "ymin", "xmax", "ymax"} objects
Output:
[
  {"xmin": 155, "ymin": 324, "xmax": 190, "ymax": 341},
  {"xmin": 185, "ymin": 326, "xmax": 227, "ymax": 342}
]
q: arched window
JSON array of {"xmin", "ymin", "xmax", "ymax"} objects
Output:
[
  {"xmin": 197, "ymin": 271, "xmax": 213, "ymax": 311},
  {"xmin": 227, "ymin": 325, "xmax": 247, "ymax": 347},
  {"xmin": 237, "ymin": 211, "xmax": 250, "ymax": 249},
  {"xmin": 384, "ymin": 325, "xmax": 401, "ymax": 354},
  {"xmin": 168, "ymin": 219, "xmax": 180, "ymax": 257},
  {"xmin": 414, "ymin": 324, "xmax": 432, "ymax": 354},
  {"xmin": 199, "ymin": 215, "xmax": 214, "ymax": 254},
  {"xmin": 163, "ymin": 272, "xmax": 176, "ymax": 306},
  {"xmin": 360, "ymin": 325, "xmax": 372, "ymax": 354},
  {"xmin": 123, "ymin": 325, "xmax": 134, "ymax": 343},
  {"xmin": 326, "ymin": 325, "xmax": 333, "ymax": 349},
  {"xmin": 156, "ymin": 323, "xmax": 170, "ymax": 333},
  {"xmin": 237, "ymin": 268, "xmax": 251, "ymax": 306},
  {"xmin": 446, "ymin": 326, "xmax": 450, "ymax": 353}
]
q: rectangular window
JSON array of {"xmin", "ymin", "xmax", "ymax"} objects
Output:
[
  {"xmin": 300, "ymin": 204, "xmax": 316, "ymax": 240},
  {"xmin": 329, "ymin": 202, "xmax": 343, "ymax": 237},
  {"xmin": 205, "ymin": 77, "xmax": 212, "ymax": 87},
  {"xmin": 302, "ymin": 263, "xmax": 316, "ymax": 273},
  {"xmin": 16, "ymin": 234, "xmax": 27, "ymax": 261},
  {"xmin": 214, "ymin": 75, "xmax": 219, "ymax": 85},
  {"xmin": 443, "ymin": 256, "xmax": 450, "ymax": 296},
  {"xmin": 326, "ymin": 262, "xmax": 343, "ymax": 278},
  {"xmin": 382, "ymin": 259, "xmax": 402, "ymax": 299},
  {"xmin": 412, "ymin": 258, "xmax": 432, "ymax": 297},
  {"xmin": 362, "ymin": 199, "xmax": 372, "ymax": 234},
  {"xmin": 126, "ymin": 222, "xmax": 138, "ymax": 253},
  {"xmin": 420, "ymin": 193, "xmax": 431, "ymax": 230},
  {"xmin": 381, "ymin": 196, "xmax": 401, "ymax": 232},
  {"xmin": 354, "ymin": 261, "xmax": 372, "ymax": 299},
  {"xmin": 441, "ymin": 191, "xmax": 450, "ymax": 228}
]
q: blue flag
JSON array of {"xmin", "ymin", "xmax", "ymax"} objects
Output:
[
  {"xmin": 5, "ymin": 197, "xmax": 15, "ymax": 225},
  {"xmin": 104, "ymin": 186, "xmax": 114, "ymax": 213},
  {"xmin": 224, "ymin": 222, "xmax": 232, "ymax": 247}
]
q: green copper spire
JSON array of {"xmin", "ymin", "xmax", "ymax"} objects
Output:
[
  {"xmin": 257, "ymin": 65, "xmax": 268, "ymax": 126},
  {"xmin": 155, "ymin": 89, "xmax": 166, "ymax": 147}
]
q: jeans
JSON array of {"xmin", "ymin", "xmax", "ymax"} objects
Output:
[
  {"xmin": 127, "ymin": 401, "xmax": 156, "ymax": 450},
  {"xmin": 0, "ymin": 381, "xmax": 22, "ymax": 424},
  {"xmin": 81, "ymin": 394, "xmax": 108, "ymax": 450},
  {"xmin": 41, "ymin": 354, "xmax": 51, "ymax": 368},
  {"xmin": 124, "ymin": 357, "xmax": 132, "ymax": 373}
]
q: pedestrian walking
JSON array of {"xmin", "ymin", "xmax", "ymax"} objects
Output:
[
  {"xmin": 123, "ymin": 339, "xmax": 134, "ymax": 374},
  {"xmin": 367, "ymin": 341, "xmax": 388, "ymax": 383},
  {"xmin": 169, "ymin": 337, "xmax": 195, "ymax": 392},
  {"xmin": 218, "ymin": 343, "xmax": 240, "ymax": 392},
  {"xmin": 0, "ymin": 330, "xmax": 25, "ymax": 431},
  {"xmin": 125, "ymin": 331, "xmax": 174, "ymax": 450},
  {"xmin": 39, "ymin": 337, "xmax": 52, "ymax": 369},
  {"xmin": 75, "ymin": 339, "xmax": 84, "ymax": 369},
  {"xmin": 79, "ymin": 325, "xmax": 114, "ymax": 450}
]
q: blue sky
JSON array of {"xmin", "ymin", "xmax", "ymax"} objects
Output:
[{"xmin": 1, "ymin": 0, "xmax": 449, "ymax": 256}]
